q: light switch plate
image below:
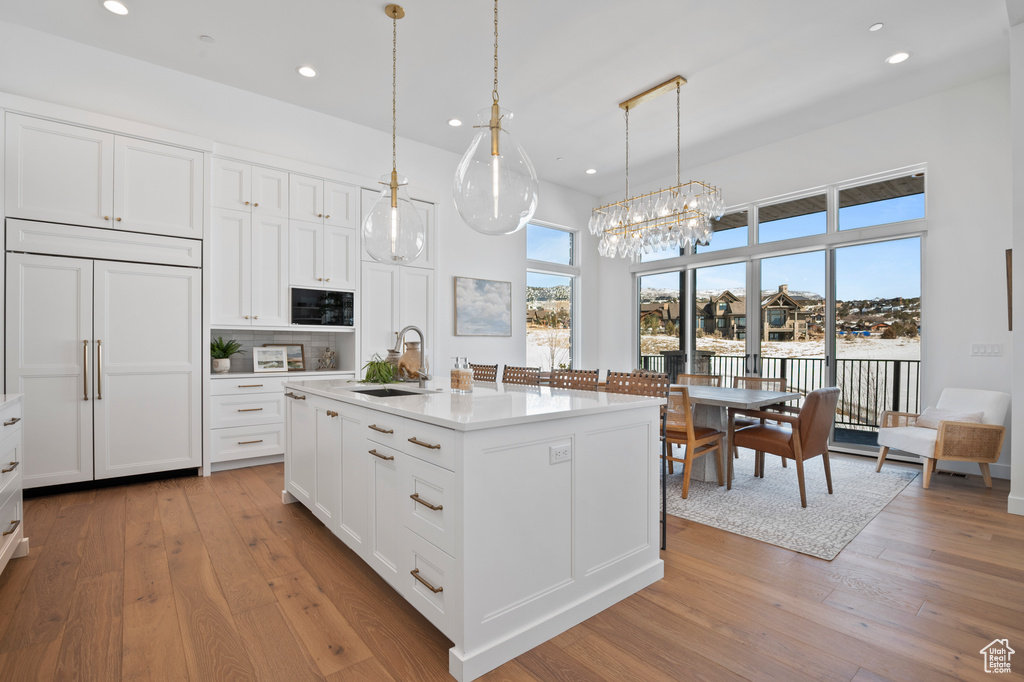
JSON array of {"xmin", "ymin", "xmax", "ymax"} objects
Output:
[{"xmin": 970, "ymin": 343, "xmax": 1002, "ymax": 357}]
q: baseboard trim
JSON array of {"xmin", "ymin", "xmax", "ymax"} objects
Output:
[
  {"xmin": 1008, "ymin": 492, "xmax": 1024, "ymax": 516},
  {"xmin": 210, "ymin": 454, "xmax": 284, "ymax": 473}
]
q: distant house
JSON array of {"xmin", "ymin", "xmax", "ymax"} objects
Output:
[
  {"xmin": 870, "ymin": 322, "xmax": 891, "ymax": 335},
  {"xmin": 697, "ymin": 290, "xmax": 747, "ymax": 339},
  {"xmin": 640, "ymin": 301, "xmax": 680, "ymax": 332},
  {"xmin": 760, "ymin": 285, "xmax": 809, "ymax": 341}
]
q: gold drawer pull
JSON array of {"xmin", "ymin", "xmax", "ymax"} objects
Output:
[
  {"xmin": 410, "ymin": 569, "xmax": 443, "ymax": 593},
  {"xmin": 368, "ymin": 424, "xmax": 394, "ymax": 434},
  {"xmin": 1, "ymin": 461, "xmax": 18, "ymax": 474},
  {"xmin": 238, "ymin": 439, "xmax": 264, "ymax": 445},
  {"xmin": 284, "ymin": 392, "xmax": 306, "ymax": 400},
  {"xmin": 3, "ymin": 417, "xmax": 20, "ymax": 426},
  {"xmin": 410, "ymin": 493, "xmax": 442, "ymax": 511},
  {"xmin": 237, "ymin": 408, "xmax": 263, "ymax": 412},
  {"xmin": 408, "ymin": 437, "xmax": 440, "ymax": 450},
  {"xmin": 2, "ymin": 520, "xmax": 19, "ymax": 536},
  {"xmin": 326, "ymin": 410, "xmax": 338, "ymax": 418},
  {"xmin": 238, "ymin": 384, "xmax": 264, "ymax": 388},
  {"xmin": 369, "ymin": 449, "xmax": 394, "ymax": 461}
]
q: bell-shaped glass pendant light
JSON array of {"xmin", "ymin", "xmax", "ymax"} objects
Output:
[
  {"xmin": 363, "ymin": 4, "xmax": 425, "ymax": 264},
  {"xmin": 453, "ymin": 0, "xmax": 539, "ymax": 235},
  {"xmin": 364, "ymin": 171, "xmax": 424, "ymax": 262}
]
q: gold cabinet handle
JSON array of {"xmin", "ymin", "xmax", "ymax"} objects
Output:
[
  {"xmin": 96, "ymin": 339, "xmax": 103, "ymax": 400},
  {"xmin": 1, "ymin": 461, "xmax": 18, "ymax": 474},
  {"xmin": 368, "ymin": 424, "xmax": 394, "ymax": 434},
  {"xmin": 3, "ymin": 417, "xmax": 20, "ymax": 426},
  {"xmin": 325, "ymin": 278, "xmax": 330, "ymax": 282},
  {"xmin": 103, "ymin": 215, "xmax": 110, "ymax": 221},
  {"xmin": 408, "ymin": 437, "xmax": 441, "ymax": 450},
  {"xmin": 410, "ymin": 569, "xmax": 443, "ymax": 593},
  {"xmin": 237, "ymin": 408, "xmax": 263, "ymax": 412},
  {"xmin": 284, "ymin": 392, "xmax": 306, "ymax": 400},
  {"xmin": 410, "ymin": 493, "xmax": 442, "ymax": 511},
  {"xmin": 2, "ymin": 520, "xmax": 19, "ymax": 536},
  {"xmin": 253, "ymin": 202, "xmax": 259, "ymax": 207},
  {"xmin": 244, "ymin": 315, "xmax": 250, "ymax": 319},
  {"xmin": 253, "ymin": 315, "xmax": 258, "ymax": 320},
  {"xmin": 325, "ymin": 214, "xmax": 330, "ymax": 219},
  {"xmin": 83, "ymin": 340, "xmax": 89, "ymax": 401},
  {"xmin": 317, "ymin": 277, "xmax": 323, "ymax": 282},
  {"xmin": 238, "ymin": 384, "xmax": 264, "ymax": 388},
  {"xmin": 244, "ymin": 201, "xmax": 250, "ymax": 206},
  {"xmin": 238, "ymin": 439, "xmax": 264, "ymax": 445},
  {"xmin": 326, "ymin": 410, "xmax": 338, "ymax": 418},
  {"xmin": 317, "ymin": 213, "xmax": 323, "ymax": 218},
  {"xmin": 116, "ymin": 217, "xmax": 122, "ymax": 222},
  {"xmin": 369, "ymin": 449, "xmax": 394, "ymax": 461}
]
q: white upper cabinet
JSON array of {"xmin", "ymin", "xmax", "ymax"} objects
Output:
[
  {"xmin": 289, "ymin": 220, "xmax": 356, "ymax": 291},
  {"xmin": 212, "ymin": 158, "xmax": 288, "ymax": 217},
  {"xmin": 252, "ymin": 166, "xmax": 289, "ymax": 217},
  {"xmin": 5, "ymin": 114, "xmax": 203, "ymax": 239},
  {"xmin": 211, "ymin": 208, "xmax": 289, "ymax": 327},
  {"xmin": 291, "ymin": 174, "xmax": 357, "ymax": 227}
]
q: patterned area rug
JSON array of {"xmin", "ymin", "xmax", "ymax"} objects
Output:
[{"xmin": 663, "ymin": 450, "xmax": 919, "ymax": 560}]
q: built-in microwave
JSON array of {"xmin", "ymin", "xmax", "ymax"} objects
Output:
[{"xmin": 290, "ymin": 288, "xmax": 354, "ymax": 327}]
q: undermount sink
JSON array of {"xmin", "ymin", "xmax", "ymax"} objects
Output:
[{"xmin": 351, "ymin": 387, "xmax": 421, "ymax": 398}]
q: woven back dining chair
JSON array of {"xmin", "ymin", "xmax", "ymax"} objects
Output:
[
  {"xmin": 605, "ymin": 370, "xmax": 670, "ymax": 398},
  {"xmin": 549, "ymin": 369, "xmax": 599, "ymax": 391},
  {"xmin": 469, "ymin": 363, "xmax": 498, "ymax": 382},
  {"xmin": 501, "ymin": 365, "xmax": 541, "ymax": 386},
  {"xmin": 675, "ymin": 373, "xmax": 722, "ymax": 387}
]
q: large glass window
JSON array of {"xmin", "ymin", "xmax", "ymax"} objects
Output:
[
  {"xmin": 638, "ymin": 272, "xmax": 682, "ymax": 374},
  {"xmin": 694, "ymin": 262, "xmax": 746, "ymax": 376},
  {"xmin": 527, "ymin": 224, "xmax": 573, "ymax": 264},
  {"xmin": 527, "ymin": 224, "xmax": 577, "ymax": 370},
  {"xmin": 697, "ymin": 210, "xmax": 748, "ymax": 253},
  {"xmin": 758, "ymin": 194, "xmax": 826, "ymax": 243},
  {"xmin": 839, "ymin": 173, "xmax": 925, "ymax": 230}
]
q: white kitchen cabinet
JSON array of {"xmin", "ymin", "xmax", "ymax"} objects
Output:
[
  {"xmin": 337, "ymin": 405, "xmax": 367, "ymax": 549},
  {"xmin": 6, "ymin": 252, "xmax": 202, "ymax": 488},
  {"xmin": 5, "ymin": 114, "xmax": 203, "ymax": 239},
  {"xmin": 314, "ymin": 405, "xmax": 342, "ymax": 526},
  {"xmin": 290, "ymin": 174, "xmax": 357, "ymax": 228},
  {"xmin": 285, "ymin": 390, "xmax": 315, "ymax": 506},
  {"xmin": 360, "ymin": 189, "xmax": 435, "ymax": 270},
  {"xmin": 283, "ymin": 390, "xmax": 342, "ymax": 528},
  {"xmin": 211, "ymin": 208, "xmax": 289, "ymax": 326},
  {"xmin": 359, "ymin": 262, "xmax": 433, "ymax": 375},
  {"xmin": 211, "ymin": 158, "xmax": 288, "ymax": 217},
  {"xmin": 0, "ymin": 396, "xmax": 28, "ymax": 580},
  {"xmin": 366, "ymin": 441, "xmax": 401, "ymax": 584},
  {"xmin": 289, "ymin": 220, "xmax": 356, "ymax": 290}
]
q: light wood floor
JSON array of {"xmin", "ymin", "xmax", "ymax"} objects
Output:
[{"xmin": 0, "ymin": 460, "xmax": 1021, "ymax": 681}]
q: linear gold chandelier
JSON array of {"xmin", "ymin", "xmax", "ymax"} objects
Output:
[{"xmin": 589, "ymin": 76, "xmax": 724, "ymax": 258}]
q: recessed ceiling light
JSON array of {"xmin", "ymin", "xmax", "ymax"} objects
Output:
[
  {"xmin": 868, "ymin": 22, "xmax": 884, "ymax": 32},
  {"xmin": 885, "ymin": 52, "xmax": 910, "ymax": 64},
  {"xmin": 199, "ymin": 35, "xmax": 215, "ymax": 44},
  {"xmin": 585, "ymin": 168, "xmax": 597, "ymax": 175},
  {"xmin": 296, "ymin": 66, "xmax": 317, "ymax": 78},
  {"xmin": 447, "ymin": 118, "xmax": 462, "ymax": 127},
  {"xmin": 102, "ymin": 0, "xmax": 128, "ymax": 15}
]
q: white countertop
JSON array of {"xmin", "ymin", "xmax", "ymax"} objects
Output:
[{"xmin": 282, "ymin": 379, "xmax": 662, "ymax": 432}]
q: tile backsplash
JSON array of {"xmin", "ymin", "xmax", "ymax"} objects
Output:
[{"xmin": 211, "ymin": 329, "xmax": 354, "ymax": 374}]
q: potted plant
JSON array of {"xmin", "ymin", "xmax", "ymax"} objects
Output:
[
  {"xmin": 210, "ymin": 336, "xmax": 245, "ymax": 373},
  {"xmin": 360, "ymin": 353, "xmax": 398, "ymax": 384}
]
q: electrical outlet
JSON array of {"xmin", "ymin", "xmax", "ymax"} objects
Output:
[{"xmin": 549, "ymin": 443, "xmax": 572, "ymax": 464}]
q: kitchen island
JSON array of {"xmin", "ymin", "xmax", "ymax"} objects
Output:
[{"xmin": 282, "ymin": 379, "xmax": 664, "ymax": 682}]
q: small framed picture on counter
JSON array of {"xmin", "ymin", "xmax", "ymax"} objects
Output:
[
  {"xmin": 264, "ymin": 344, "xmax": 305, "ymax": 371},
  {"xmin": 253, "ymin": 347, "xmax": 288, "ymax": 373}
]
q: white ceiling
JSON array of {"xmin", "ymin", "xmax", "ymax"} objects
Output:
[{"xmin": 0, "ymin": 0, "xmax": 1011, "ymax": 197}]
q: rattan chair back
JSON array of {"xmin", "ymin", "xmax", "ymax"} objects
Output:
[
  {"xmin": 469, "ymin": 363, "xmax": 498, "ymax": 382},
  {"xmin": 605, "ymin": 370, "xmax": 670, "ymax": 397},
  {"xmin": 731, "ymin": 375, "xmax": 787, "ymax": 392},
  {"xmin": 549, "ymin": 369, "xmax": 599, "ymax": 391},
  {"xmin": 501, "ymin": 365, "xmax": 541, "ymax": 386}
]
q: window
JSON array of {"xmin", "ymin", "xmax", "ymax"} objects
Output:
[
  {"xmin": 839, "ymin": 173, "xmax": 925, "ymax": 230},
  {"xmin": 718, "ymin": 302, "xmax": 727, "ymax": 311},
  {"xmin": 768, "ymin": 310, "xmax": 785, "ymax": 327},
  {"xmin": 697, "ymin": 210, "xmax": 748, "ymax": 253},
  {"xmin": 527, "ymin": 224, "xmax": 578, "ymax": 370},
  {"xmin": 758, "ymin": 194, "xmax": 826, "ymax": 243}
]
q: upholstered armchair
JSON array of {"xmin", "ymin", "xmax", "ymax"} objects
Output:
[{"xmin": 875, "ymin": 388, "xmax": 1009, "ymax": 488}]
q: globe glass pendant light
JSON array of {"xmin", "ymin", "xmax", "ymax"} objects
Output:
[
  {"xmin": 453, "ymin": 0, "xmax": 539, "ymax": 235},
  {"xmin": 363, "ymin": 4, "xmax": 425, "ymax": 264}
]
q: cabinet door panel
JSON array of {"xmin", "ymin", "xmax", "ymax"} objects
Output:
[
  {"xmin": 289, "ymin": 174, "xmax": 323, "ymax": 222},
  {"xmin": 93, "ymin": 261, "xmax": 201, "ymax": 478},
  {"xmin": 409, "ymin": 199, "xmax": 435, "ymax": 270},
  {"xmin": 113, "ymin": 137, "xmax": 203, "ymax": 239},
  {"xmin": 368, "ymin": 446, "xmax": 401, "ymax": 583},
  {"xmin": 211, "ymin": 158, "xmax": 251, "ymax": 210},
  {"xmin": 324, "ymin": 181, "xmax": 357, "ymax": 228},
  {"xmin": 314, "ymin": 408, "xmax": 342, "ymax": 526},
  {"xmin": 5, "ymin": 115, "xmax": 114, "ymax": 228},
  {"xmin": 360, "ymin": 263, "xmax": 400, "ymax": 373},
  {"xmin": 252, "ymin": 166, "xmax": 289, "ymax": 217},
  {"xmin": 210, "ymin": 209, "xmax": 252, "ymax": 326},
  {"xmin": 323, "ymin": 226, "xmax": 356, "ymax": 290},
  {"xmin": 400, "ymin": 268, "xmax": 434, "ymax": 361},
  {"xmin": 289, "ymin": 220, "xmax": 322, "ymax": 288},
  {"xmin": 251, "ymin": 216, "xmax": 289, "ymax": 326},
  {"xmin": 339, "ymin": 408, "xmax": 367, "ymax": 548},
  {"xmin": 5, "ymin": 254, "xmax": 94, "ymax": 487},
  {"xmin": 286, "ymin": 395, "xmax": 315, "ymax": 505}
]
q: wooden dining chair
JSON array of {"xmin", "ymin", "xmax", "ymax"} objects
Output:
[
  {"xmin": 663, "ymin": 385, "xmax": 725, "ymax": 497},
  {"xmin": 469, "ymin": 363, "xmax": 498, "ymax": 382},
  {"xmin": 501, "ymin": 365, "xmax": 541, "ymax": 386},
  {"xmin": 549, "ymin": 368, "xmax": 599, "ymax": 390},
  {"xmin": 675, "ymin": 373, "xmax": 722, "ymax": 387},
  {"xmin": 731, "ymin": 376, "xmax": 789, "ymax": 466},
  {"xmin": 728, "ymin": 387, "xmax": 841, "ymax": 507},
  {"xmin": 605, "ymin": 370, "xmax": 670, "ymax": 397}
]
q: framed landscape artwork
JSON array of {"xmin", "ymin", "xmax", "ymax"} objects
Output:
[
  {"xmin": 253, "ymin": 347, "xmax": 287, "ymax": 373},
  {"xmin": 455, "ymin": 277, "xmax": 512, "ymax": 336},
  {"xmin": 264, "ymin": 344, "xmax": 305, "ymax": 371}
]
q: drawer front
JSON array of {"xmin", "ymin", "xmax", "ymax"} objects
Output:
[
  {"xmin": 0, "ymin": 487, "xmax": 23, "ymax": 559},
  {"xmin": 210, "ymin": 376, "xmax": 288, "ymax": 396},
  {"xmin": 0, "ymin": 432, "xmax": 22, "ymax": 499},
  {"xmin": 0, "ymin": 400, "xmax": 23, "ymax": 437},
  {"xmin": 400, "ymin": 420, "xmax": 455, "ymax": 471},
  {"xmin": 365, "ymin": 414, "xmax": 405, "ymax": 450},
  {"xmin": 401, "ymin": 456, "xmax": 456, "ymax": 557},
  {"xmin": 211, "ymin": 424, "xmax": 285, "ymax": 462},
  {"xmin": 211, "ymin": 394, "xmax": 285, "ymax": 429},
  {"xmin": 402, "ymin": 528, "xmax": 456, "ymax": 639}
]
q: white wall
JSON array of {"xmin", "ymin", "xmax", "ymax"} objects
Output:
[
  {"xmin": 594, "ymin": 74, "xmax": 1016, "ymax": 480},
  {"xmin": 1010, "ymin": 17, "xmax": 1024, "ymax": 514},
  {"xmin": 0, "ymin": 21, "xmax": 598, "ymax": 378}
]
